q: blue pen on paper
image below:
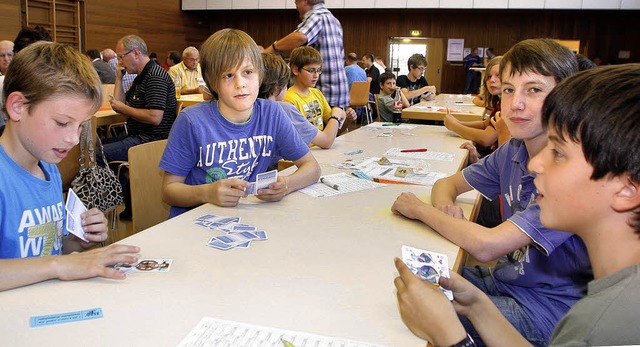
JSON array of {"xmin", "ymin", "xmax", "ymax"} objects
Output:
[
  {"xmin": 382, "ymin": 123, "xmax": 399, "ymax": 126},
  {"xmin": 320, "ymin": 177, "xmax": 339, "ymax": 190},
  {"xmin": 351, "ymin": 171, "xmax": 372, "ymax": 180},
  {"xmin": 380, "ymin": 168, "xmax": 393, "ymax": 176},
  {"xmin": 30, "ymin": 307, "xmax": 103, "ymax": 328}
]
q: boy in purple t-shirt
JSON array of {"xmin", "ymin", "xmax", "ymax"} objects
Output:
[{"xmin": 391, "ymin": 39, "xmax": 591, "ymax": 346}]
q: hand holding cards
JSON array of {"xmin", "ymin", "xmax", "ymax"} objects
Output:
[{"xmin": 401, "ymin": 245, "xmax": 453, "ymax": 300}]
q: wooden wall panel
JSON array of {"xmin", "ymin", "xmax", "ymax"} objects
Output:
[
  {"xmin": 1, "ymin": 0, "xmax": 639, "ymax": 93},
  {"xmin": 197, "ymin": 8, "xmax": 640, "ymax": 92},
  {"xmin": 0, "ymin": 2, "xmax": 22, "ymax": 41}
]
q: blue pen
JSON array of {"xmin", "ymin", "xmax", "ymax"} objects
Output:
[{"xmin": 382, "ymin": 123, "xmax": 399, "ymax": 126}]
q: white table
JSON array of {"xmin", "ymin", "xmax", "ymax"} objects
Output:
[
  {"xmin": 0, "ymin": 124, "xmax": 479, "ymax": 347},
  {"xmin": 402, "ymin": 94, "xmax": 485, "ymax": 122}
]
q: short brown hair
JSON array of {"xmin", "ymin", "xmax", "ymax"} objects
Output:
[
  {"xmin": 3, "ymin": 42, "xmax": 101, "ymax": 114},
  {"xmin": 259, "ymin": 53, "xmax": 290, "ymax": 99},
  {"xmin": 500, "ymin": 39, "xmax": 577, "ymax": 83},
  {"xmin": 289, "ymin": 46, "xmax": 322, "ymax": 71}
]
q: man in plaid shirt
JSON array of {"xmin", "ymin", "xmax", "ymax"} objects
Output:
[{"xmin": 264, "ymin": 0, "xmax": 350, "ymax": 111}]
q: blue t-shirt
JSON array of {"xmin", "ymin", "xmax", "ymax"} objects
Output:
[
  {"xmin": 269, "ymin": 102, "xmax": 318, "ymax": 168},
  {"xmin": 0, "ymin": 145, "xmax": 64, "ymax": 258},
  {"xmin": 462, "ymin": 138, "xmax": 592, "ymax": 340},
  {"xmin": 344, "ymin": 64, "xmax": 367, "ymax": 90},
  {"xmin": 159, "ymin": 99, "xmax": 310, "ymax": 217}
]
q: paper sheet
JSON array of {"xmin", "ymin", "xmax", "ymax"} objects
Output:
[
  {"xmin": 177, "ymin": 317, "xmax": 389, "ymax": 347},
  {"xmin": 299, "ymin": 173, "xmax": 384, "ymax": 197}
]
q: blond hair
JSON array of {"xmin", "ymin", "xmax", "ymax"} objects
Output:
[
  {"xmin": 2, "ymin": 42, "xmax": 101, "ymax": 114},
  {"xmin": 200, "ymin": 28, "xmax": 263, "ymax": 99}
]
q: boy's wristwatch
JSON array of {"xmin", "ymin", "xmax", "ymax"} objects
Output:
[{"xmin": 449, "ymin": 334, "xmax": 476, "ymax": 347}]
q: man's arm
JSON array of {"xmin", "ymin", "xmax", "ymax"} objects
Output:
[
  {"xmin": 110, "ymin": 102, "xmax": 164, "ymax": 126},
  {"xmin": 263, "ymin": 32, "xmax": 308, "ymax": 54}
]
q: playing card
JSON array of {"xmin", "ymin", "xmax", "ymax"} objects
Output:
[
  {"xmin": 65, "ymin": 188, "xmax": 89, "ymax": 242},
  {"xmin": 114, "ymin": 259, "xmax": 173, "ymax": 273},
  {"xmin": 245, "ymin": 170, "xmax": 278, "ymax": 195},
  {"xmin": 252, "ymin": 230, "xmax": 268, "ymax": 240},
  {"xmin": 401, "ymin": 245, "xmax": 453, "ymax": 300}
]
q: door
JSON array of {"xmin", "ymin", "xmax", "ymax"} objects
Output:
[{"xmin": 388, "ymin": 37, "xmax": 443, "ymax": 92}]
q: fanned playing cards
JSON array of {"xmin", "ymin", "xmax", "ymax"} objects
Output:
[{"xmin": 401, "ymin": 245, "xmax": 454, "ymax": 300}]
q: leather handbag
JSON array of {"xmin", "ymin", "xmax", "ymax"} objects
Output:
[{"xmin": 71, "ymin": 120, "xmax": 123, "ymax": 212}]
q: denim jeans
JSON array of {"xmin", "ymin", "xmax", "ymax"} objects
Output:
[
  {"xmin": 99, "ymin": 135, "xmax": 143, "ymax": 164},
  {"xmin": 460, "ymin": 266, "xmax": 548, "ymax": 347}
]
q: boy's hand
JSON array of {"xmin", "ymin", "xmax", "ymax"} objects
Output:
[
  {"xmin": 391, "ymin": 192, "xmax": 428, "ymax": 220},
  {"xmin": 394, "ymin": 258, "xmax": 467, "ymax": 345},
  {"xmin": 256, "ymin": 176, "xmax": 288, "ymax": 202},
  {"xmin": 56, "ymin": 244, "xmax": 141, "ymax": 281},
  {"xmin": 206, "ymin": 178, "xmax": 249, "ymax": 207},
  {"xmin": 460, "ymin": 141, "xmax": 480, "ymax": 165},
  {"xmin": 443, "ymin": 112, "xmax": 460, "ymax": 130},
  {"xmin": 330, "ymin": 106, "xmax": 347, "ymax": 123},
  {"xmin": 80, "ymin": 208, "xmax": 109, "ymax": 245},
  {"xmin": 438, "ymin": 270, "xmax": 486, "ymax": 317}
]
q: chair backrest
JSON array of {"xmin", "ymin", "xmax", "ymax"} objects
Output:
[
  {"xmin": 374, "ymin": 94, "xmax": 381, "ymax": 119},
  {"xmin": 101, "ymin": 84, "xmax": 115, "ymax": 108},
  {"xmin": 128, "ymin": 139, "xmax": 170, "ymax": 233},
  {"xmin": 349, "ymin": 81, "xmax": 371, "ymax": 108}
]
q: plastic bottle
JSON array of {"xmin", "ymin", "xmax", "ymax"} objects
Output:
[{"xmin": 392, "ymin": 89, "xmax": 402, "ymax": 123}]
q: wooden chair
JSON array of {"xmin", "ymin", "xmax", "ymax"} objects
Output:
[
  {"xmin": 128, "ymin": 139, "xmax": 170, "ymax": 233},
  {"xmin": 101, "ymin": 84, "xmax": 115, "ymax": 108},
  {"xmin": 374, "ymin": 94, "xmax": 382, "ymax": 121},
  {"xmin": 348, "ymin": 81, "xmax": 372, "ymax": 125}
]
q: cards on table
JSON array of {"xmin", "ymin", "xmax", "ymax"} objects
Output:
[
  {"xmin": 65, "ymin": 188, "xmax": 88, "ymax": 242},
  {"xmin": 196, "ymin": 214, "xmax": 268, "ymax": 250},
  {"xmin": 114, "ymin": 259, "xmax": 173, "ymax": 273},
  {"xmin": 401, "ymin": 245, "xmax": 453, "ymax": 300}
]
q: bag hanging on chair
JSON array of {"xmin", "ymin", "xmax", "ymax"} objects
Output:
[{"xmin": 70, "ymin": 120, "xmax": 124, "ymax": 212}]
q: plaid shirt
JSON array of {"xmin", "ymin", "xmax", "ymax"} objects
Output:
[{"xmin": 296, "ymin": 3, "xmax": 349, "ymax": 108}]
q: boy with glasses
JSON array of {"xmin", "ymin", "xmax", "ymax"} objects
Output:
[
  {"xmin": 284, "ymin": 46, "xmax": 347, "ymax": 132},
  {"xmin": 396, "ymin": 53, "xmax": 436, "ymax": 105}
]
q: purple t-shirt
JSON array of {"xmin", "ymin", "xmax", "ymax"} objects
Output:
[
  {"xmin": 160, "ymin": 99, "xmax": 310, "ymax": 217},
  {"xmin": 462, "ymin": 138, "xmax": 592, "ymax": 339}
]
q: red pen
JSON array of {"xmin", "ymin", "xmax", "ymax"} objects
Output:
[{"xmin": 400, "ymin": 148, "xmax": 428, "ymax": 153}]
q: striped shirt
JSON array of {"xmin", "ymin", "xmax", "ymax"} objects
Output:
[
  {"xmin": 296, "ymin": 4, "xmax": 349, "ymax": 108},
  {"xmin": 125, "ymin": 61, "xmax": 177, "ymax": 143}
]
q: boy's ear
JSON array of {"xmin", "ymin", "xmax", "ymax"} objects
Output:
[
  {"xmin": 4, "ymin": 91, "xmax": 28, "ymax": 121},
  {"xmin": 612, "ymin": 174, "xmax": 640, "ymax": 212},
  {"xmin": 290, "ymin": 65, "xmax": 300, "ymax": 76}
]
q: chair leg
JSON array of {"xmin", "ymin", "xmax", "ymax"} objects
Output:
[{"xmin": 365, "ymin": 105, "xmax": 372, "ymax": 124}]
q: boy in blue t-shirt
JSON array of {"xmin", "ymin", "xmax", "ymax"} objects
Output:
[
  {"xmin": 160, "ymin": 29, "xmax": 320, "ymax": 217},
  {"xmin": 392, "ymin": 39, "xmax": 590, "ymax": 346},
  {"xmin": 393, "ymin": 64, "xmax": 640, "ymax": 347},
  {"xmin": 0, "ymin": 42, "xmax": 140, "ymax": 291}
]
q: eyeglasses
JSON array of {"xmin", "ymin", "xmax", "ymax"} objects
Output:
[
  {"xmin": 117, "ymin": 49, "xmax": 134, "ymax": 60},
  {"xmin": 415, "ymin": 66, "xmax": 426, "ymax": 71},
  {"xmin": 301, "ymin": 67, "xmax": 322, "ymax": 75}
]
